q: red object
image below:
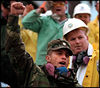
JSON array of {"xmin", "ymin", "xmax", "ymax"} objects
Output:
[{"xmin": 39, "ymin": 1, "xmax": 47, "ymax": 13}]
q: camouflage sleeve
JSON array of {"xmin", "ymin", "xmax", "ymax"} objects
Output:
[{"xmin": 5, "ymin": 15, "xmax": 50, "ymax": 87}]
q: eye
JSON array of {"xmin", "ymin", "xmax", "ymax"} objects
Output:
[
  {"xmin": 84, "ymin": 16, "xmax": 88, "ymax": 18},
  {"xmin": 78, "ymin": 15, "xmax": 82, "ymax": 18},
  {"xmin": 57, "ymin": 52, "xmax": 63, "ymax": 55},
  {"xmin": 70, "ymin": 38, "xmax": 75, "ymax": 41},
  {"xmin": 78, "ymin": 36, "xmax": 83, "ymax": 39}
]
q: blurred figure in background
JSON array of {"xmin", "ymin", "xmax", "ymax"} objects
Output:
[
  {"xmin": 22, "ymin": 1, "xmax": 70, "ymax": 66},
  {"xmin": 73, "ymin": 3, "xmax": 91, "ymax": 25},
  {"xmin": 39, "ymin": 1, "xmax": 52, "ymax": 16},
  {"xmin": 88, "ymin": 1, "xmax": 99, "ymax": 50},
  {"xmin": 88, "ymin": 1, "xmax": 99, "ymax": 76},
  {"xmin": 18, "ymin": 2, "xmax": 38, "ymax": 61}
]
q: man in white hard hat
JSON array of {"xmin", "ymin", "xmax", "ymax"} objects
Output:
[
  {"xmin": 63, "ymin": 18, "xmax": 99, "ymax": 87},
  {"xmin": 73, "ymin": 3, "xmax": 91, "ymax": 25}
]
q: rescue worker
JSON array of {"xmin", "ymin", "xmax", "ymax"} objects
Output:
[
  {"xmin": 5, "ymin": 13, "xmax": 81, "ymax": 87},
  {"xmin": 63, "ymin": 18, "xmax": 99, "ymax": 87},
  {"xmin": 87, "ymin": 1, "xmax": 99, "ymax": 75},
  {"xmin": 73, "ymin": 3, "xmax": 91, "ymax": 25},
  {"xmin": 21, "ymin": 1, "xmax": 70, "ymax": 66},
  {"xmin": 88, "ymin": 1, "xmax": 99, "ymax": 50}
]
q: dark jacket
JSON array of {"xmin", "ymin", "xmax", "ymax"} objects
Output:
[
  {"xmin": 0, "ymin": 14, "xmax": 18, "ymax": 87},
  {"xmin": 5, "ymin": 15, "xmax": 81, "ymax": 87}
]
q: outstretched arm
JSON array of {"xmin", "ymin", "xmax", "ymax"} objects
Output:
[
  {"xmin": 5, "ymin": 14, "xmax": 50, "ymax": 87},
  {"xmin": 5, "ymin": 2, "xmax": 50, "ymax": 87},
  {"xmin": 5, "ymin": 14, "xmax": 34, "ymax": 87}
]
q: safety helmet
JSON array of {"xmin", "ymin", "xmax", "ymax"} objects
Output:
[
  {"xmin": 73, "ymin": 3, "xmax": 91, "ymax": 17},
  {"xmin": 63, "ymin": 18, "xmax": 89, "ymax": 37}
]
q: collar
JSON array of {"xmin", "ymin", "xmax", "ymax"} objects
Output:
[
  {"xmin": 57, "ymin": 18, "xmax": 68, "ymax": 24},
  {"xmin": 87, "ymin": 43, "xmax": 93, "ymax": 57},
  {"xmin": 51, "ymin": 13, "xmax": 67, "ymax": 24}
]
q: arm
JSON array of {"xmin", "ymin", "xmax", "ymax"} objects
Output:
[
  {"xmin": 22, "ymin": 8, "xmax": 44, "ymax": 33},
  {"xmin": 5, "ymin": 2, "xmax": 50, "ymax": 87},
  {"xmin": 10, "ymin": 2, "xmax": 44, "ymax": 33},
  {"xmin": 5, "ymin": 14, "xmax": 50, "ymax": 87},
  {"xmin": 5, "ymin": 14, "xmax": 32, "ymax": 87}
]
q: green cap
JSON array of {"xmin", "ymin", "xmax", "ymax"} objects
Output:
[{"xmin": 47, "ymin": 39, "xmax": 73, "ymax": 55}]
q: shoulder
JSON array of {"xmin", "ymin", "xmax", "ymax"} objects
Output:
[{"xmin": 88, "ymin": 16, "xmax": 98, "ymax": 26}]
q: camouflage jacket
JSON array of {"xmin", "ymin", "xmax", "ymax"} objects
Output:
[
  {"xmin": 5, "ymin": 15, "xmax": 82, "ymax": 87},
  {"xmin": 5, "ymin": 15, "xmax": 50, "ymax": 87}
]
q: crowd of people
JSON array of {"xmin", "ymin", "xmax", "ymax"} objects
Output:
[{"xmin": 0, "ymin": 0, "xmax": 99, "ymax": 87}]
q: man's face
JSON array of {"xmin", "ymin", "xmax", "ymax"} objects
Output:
[
  {"xmin": 65, "ymin": 29, "xmax": 89, "ymax": 55},
  {"xmin": 75, "ymin": 13, "xmax": 90, "ymax": 25},
  {"xmin": 51, "ymin": 1, "xmax": 66, "ymax": 17},
  {"xmin": 46, "ymin": 49, "xmax": 69, "ymax": 68}
]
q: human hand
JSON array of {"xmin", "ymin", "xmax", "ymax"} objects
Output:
[
  {"xmin": 23, "ymin": 4, "xmax": 34, "ymax": 16},
  {"xmin": 10, "ymin": 2, "xmax": 25, "ymax": 16}
]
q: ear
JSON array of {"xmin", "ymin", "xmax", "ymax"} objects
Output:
[{"xmin": 46, "ymin": 55, "xmax": 51, "ymax": 63}]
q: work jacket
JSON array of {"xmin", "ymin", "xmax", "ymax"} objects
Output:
[
  {"xmin": 68, "ymin": 43, "xmax": 99, "ymax": 87},
  {"xmin": 22, "ymin": 10, "xmax": 68, "ymax": 65},
  {"xmin": 88, "ymin": 16, "xmax": 99, "ymax": 50},
  {"xmin": 18, "ymin": 16, "xmax": 37, "ymax": 61}
]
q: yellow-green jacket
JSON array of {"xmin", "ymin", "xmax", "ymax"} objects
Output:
[
  {"xmin": 18, "ymin": 16, "xmax": 37, "ymax": 61},
  {"xmin": 88, "ymin": 16, "xmax": 99, "ymax": 50},
  {"xmin": 68, "ymin": 44, "xmax": 99, "ymax": 87}
]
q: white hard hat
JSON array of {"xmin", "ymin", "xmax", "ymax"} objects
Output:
[
  {"xmin": 63, "ymin": 18, "xmax": 89, "ymax": 37},
  {"xmin": 73, "ymin": 3, "xmax": 91, "ymax": 17}
]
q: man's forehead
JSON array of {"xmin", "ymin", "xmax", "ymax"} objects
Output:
[
  {"xmin": 52, "ymin": 1, "xmax": 65, "ymax": 4},
  {"xmin": 76, "ymin": 13, "xmax": 90, "ymax": 16},
  {"xmin": 66, "ymin": 28, "xmax": 86, "ymax": 37},
  {"xmin": 69, "ymin": 28, "xmax": 86, "ymax": 33},
  {"xmin": 52, "ymin": 49, "xmax": 70, "ymax": 55}
]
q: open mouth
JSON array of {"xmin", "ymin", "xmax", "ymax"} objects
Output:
[
  {"xmin": 56, "ymin": 8, "xmax": 61, "ymax": 11},
  {"xmin": 59, "ymin": 62, "xmax": 66, "ymax": 65}
]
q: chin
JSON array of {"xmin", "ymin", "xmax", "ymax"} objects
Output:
[{"xmin": 75, "ymin": 50, "xmax": 82, "ymax": 55}]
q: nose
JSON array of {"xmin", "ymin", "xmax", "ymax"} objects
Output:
[
  {"xmin": 75, "ymin": 38, "xmax": 80, "ymax": 43},
  {"xmin": 61, "ymin": 54, "xmax": 67, "ymax": 60}
]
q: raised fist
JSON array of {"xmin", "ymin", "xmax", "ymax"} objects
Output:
[
  {"xmin": 23, "ymin": 4, "xmax": 34, "ymax": 16},
  {"xmin": 10, "ymin": 2, "xmax": 25, "ymax": 16}
]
